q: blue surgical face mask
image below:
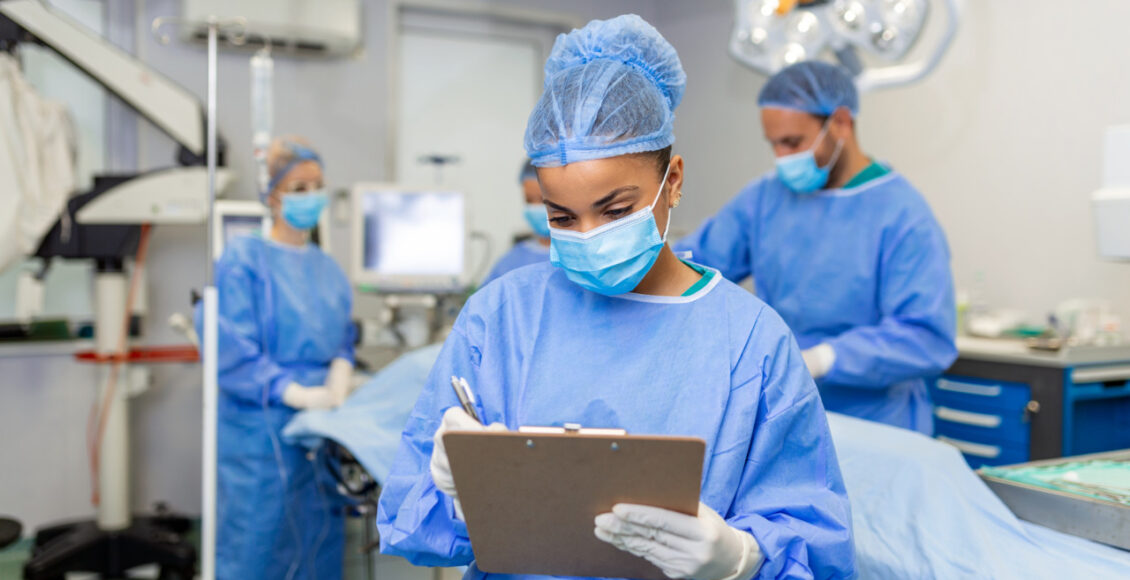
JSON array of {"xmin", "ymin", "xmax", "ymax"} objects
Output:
[
  {"xmin": 549, "ymin": 164, "xmax": 673, "ymax": 296},
  {"xmin": 523, "ymin": 203, "xmax": 552, "ymax": 238},
  {"xmin": 281, "ymin": 190, "xmax": 329, "ymax": 230},
  {"xmin": 775, "ymin": 120, "xmax": 844, "ymax": 194}
]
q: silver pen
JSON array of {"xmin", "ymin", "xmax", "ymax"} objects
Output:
[{"xmin": 450, "ymin": 376, "xmax": 482, "ymax": 423}]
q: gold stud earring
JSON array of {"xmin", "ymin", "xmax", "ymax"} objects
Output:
[{"xmin": 672, "ymin": 191, "xmax": 682, "ymax": 208}]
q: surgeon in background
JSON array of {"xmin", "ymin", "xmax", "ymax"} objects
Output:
[
  {"xmin": 676, "ymin": 61, "xmax": 957, "ymax": 434},
  {"xmin": 201, "ymin": 135, "xmax": 354, "ymax": 579},
  {"xmin": 378, "ymin": 15, "xmax": 853, "ymax": 579},
  {"xmin": 482, "ymin": 159, "xmax": 550, "ymax": 285}
]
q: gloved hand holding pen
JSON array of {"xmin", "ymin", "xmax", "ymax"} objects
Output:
[{"xmin": 430, "ymin": 407, "xmax": 507, "ymax": 520}]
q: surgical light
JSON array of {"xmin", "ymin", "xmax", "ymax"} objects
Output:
[{"xmin": 730, "ymin": 0, "xmax": 960, "ymax": 91}]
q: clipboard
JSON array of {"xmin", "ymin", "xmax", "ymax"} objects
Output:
[{"xmin": 444, "ymin": 429, "xmax": 705, "ymax": 579}]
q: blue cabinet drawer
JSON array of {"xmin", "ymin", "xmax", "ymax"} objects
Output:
[
  {"xmin": 931, "ymin": 376, "xmax": 1031, "ymax": 413},
  {"xmin": 935, "ymin": 433, "xmax": 1028, "ymax": 468},
  {"xmin": 935, "ymin": 417, "xmax": 1028, "ymax": 446},
  {"xmin": 933, "ymin": 403, "xmax": 1029, "ymax": 446}
]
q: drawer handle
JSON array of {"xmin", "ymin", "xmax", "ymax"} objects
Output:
[
  {"xmin": 937, "ymin": 379, "xmax": 1001, "ymax": 397},
  {"xmin": 936, "ymin": 435, "xmax": 1001, "ymax": 458},
  {"xmin": 934, "ymin": 406, "xmax": 1002, "ymax": 428},
  {"xmin": 1072, "ymin": 366, "xmax": 1130, "ymax": 384}
]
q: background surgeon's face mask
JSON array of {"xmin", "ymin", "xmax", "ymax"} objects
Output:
[
  {"xmin": 523, "ymin": 204, "xmax": 552, "ymax": 238},
  {"xmin": 775, "ymin": 120, "xmax": 844, "ymax": 194},
  {"xmin": 281, "ymin": 190, "xmax": 329, "ymax": 230},
  {"xmin": 549, "ymin": 164, "xmax": 673, "ymax": 296}
]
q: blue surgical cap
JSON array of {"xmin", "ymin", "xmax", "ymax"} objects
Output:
[
  {"xmin": 519, "ymin": 159, "xmax": 537, "ymax": 183},
  {"xmin": 524, "ymin": 14, "xmax": 686, "ymax": 167},
  {"xmin": 266, "ymin": 140, "xmax": 323, "ymax": 195},
  {"xmin": 757, "ymin": 61, "xmax": 859, "ymax": 118}
]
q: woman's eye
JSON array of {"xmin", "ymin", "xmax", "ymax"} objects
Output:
[
  {"xmin": 606, "ymin": 207, "xmax": 631, "ymax": 218},
  {"xmin": 549, "ymin": 216, "xmax": 573, "ymax": 226}
]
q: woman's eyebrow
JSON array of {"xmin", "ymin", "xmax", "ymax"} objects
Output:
[
  {"xmin": 592, "ymin": 185, "xmax": 639, "ymax": 208},
  {"xmin": 543, "ymin": 199, "xmax": 572, "ymax": 213},
  {"xmin": 544, "ymin": 185, "xmax": 640, "ymax": 213}
]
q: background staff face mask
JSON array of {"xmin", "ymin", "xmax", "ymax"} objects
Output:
[
  {"xmin": 280, "ymin": 189, "xmax": 329, "ymax": 230},
  {"xmin": 523, "ymin": 204, "xmax": 552, "ymax": 238},
  {"xmin": 549, "ymin": 163, "xmax": 673, "ymax": 296},
  {"xmin": 775, "ymin": 120, "xmax": 843, "ymax": 194}
]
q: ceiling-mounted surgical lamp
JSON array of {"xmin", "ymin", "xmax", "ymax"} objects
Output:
[{"xmin": 729, "ymin": 0, "xmax": 961, "ymax": 91}]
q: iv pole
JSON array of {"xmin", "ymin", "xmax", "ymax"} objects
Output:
[{"xmin": 151, "ymin": 17, "xmax": 247, "ymax": 580}]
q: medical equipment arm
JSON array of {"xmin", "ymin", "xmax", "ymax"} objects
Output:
[
  {"xmin": 376, "ymin": 325, "xmax": 482, "ymax": 566},
  {"xmin": 823, "ymin": 220, "xmax": 957, "ymax": 387},
  {"xmin": 673, "ymin": 181, "xmax": 759, "ymax": 281},
  {"xmin": 0, "ymin": 0, "xmax": 204, "ymax": 157},
  {"xmin": 724, "ymin": 310, "xmax": 856, "ymax": 579}
]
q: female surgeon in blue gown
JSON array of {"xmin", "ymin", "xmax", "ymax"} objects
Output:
[
  {"xmin": 202, "ymin": 136, "xmax": 354, "ymax": 579},
  {"xmin": 377, "ymin": 15, "xmax": 855, "ymax": 580}
]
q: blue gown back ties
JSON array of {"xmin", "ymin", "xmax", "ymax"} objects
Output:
[
  {"xmin": 199, "ymin": 234, "xmax": 354, "ymax": 580},
  {"xmin": 377, "ymin": 263, "xmax": 856, "ymax": 579},
  {"xmin": 676, "ymin": 171, "xmax": 957, "ymax": 434}
]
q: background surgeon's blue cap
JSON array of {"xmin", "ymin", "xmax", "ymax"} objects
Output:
[
  {"xmin": 524, "ymin": 14, "xmax": 686, "ymax": 167},
  {"xmin": 757, "ymin": 61, "xmax": 859, "ymax": 118},
  {"xmin": 518, "ymin": 159, "xmax": 537, "ymax": 183},
  {"xmin": 266, "ymin": 141, "xmax": 323, "ymax": 197}
]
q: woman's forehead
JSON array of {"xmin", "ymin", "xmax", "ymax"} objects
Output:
[{"xmin": 537, "ymin": 156, "xmax": 655, "ymax": 195}]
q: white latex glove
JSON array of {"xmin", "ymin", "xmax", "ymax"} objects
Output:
[
  {"xmin": 326, "ymin": 357, "xmax": 356, "ymax": 402},
  {"xmin": 594, "ymin": 502, "xmax": 763, "ymax": 580},
  {"xmin": 801, "ymin": 343, "xmax": 836, "ymax": 380},
  {"xmin": 430, "ymin": 407, "xmax": 507, "ymax": 519},
  {"xmin": 281, "ymin": 382, "xmax": 342, "ymax": 410}
]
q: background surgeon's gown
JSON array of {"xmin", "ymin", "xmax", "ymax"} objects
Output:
[
  {"xmin": 377, "ymin": 263, "xmax": 855, "ymax": 579},
  {"xmin": 482, "ymin": 239, "xmax": 550, "ymax": 286},
  {"xmin": 202, "ymin": 234, "xmax": 354, "ymax": 580},
  {"xmin": 677, "ymin": 171, "xmax": 957, "ymax": 434}
]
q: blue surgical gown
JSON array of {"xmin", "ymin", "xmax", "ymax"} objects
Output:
[
  {"xmin": 675, "ymin": 171, "xmax": 957, "ymax": 434},
  {"xmin": 199, "ymin": 234, "xmax": 354, "ymax": 580},
  {"xmin": 377, "ymin": 263, "xmax": 855, "ymax": 579},
  {"xmin": 482, "ymin": 239, "xmax": 550, "ymax": 286}
]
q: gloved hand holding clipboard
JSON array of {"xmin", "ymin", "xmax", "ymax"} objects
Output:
[{"xmin": 441, "ymin": 406, "xmax": 706, "ymax": 579}]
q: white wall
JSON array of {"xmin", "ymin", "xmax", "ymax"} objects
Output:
[
  {"xmin": 655, "ymin": 0, "xmax": 1130, "ymax": 325},
  {"xmin": 3, "ymin": 0, "xmax": 658, "ymax": 533}
]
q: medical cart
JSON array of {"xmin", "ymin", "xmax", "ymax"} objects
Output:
[{"xmin": 931, "ymin": 337, "xmax": 1130, "ymax": 468}]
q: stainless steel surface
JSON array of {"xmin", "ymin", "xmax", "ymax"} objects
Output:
[
  {"xmin": 957, "ymin": 337, "xmax": 1130, "ymax": 368},
  {"xmin": 979, "ymin": 450, "xmax": 1130, "ymax": 550}
]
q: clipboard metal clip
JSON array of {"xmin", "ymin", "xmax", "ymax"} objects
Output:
[{"xmin": 517, "ymin": 424, "xmax": 628, "ymax": 436}]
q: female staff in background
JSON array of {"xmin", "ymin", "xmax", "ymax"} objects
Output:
[{"xmin": 200, "ymin": 136, "xmax": 354, "ymax": 579}]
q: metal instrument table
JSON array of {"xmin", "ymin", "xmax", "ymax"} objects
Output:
[{"xmin": 980, "ymin": 449, "xmax": 1130, "ymax": 550}]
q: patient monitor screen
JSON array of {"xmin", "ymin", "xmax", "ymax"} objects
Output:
[
  {"xmin": 360, "ymin": 190, "xmax": 465, "ymax": 278},
  {"xmin": 222, "ymin": 215, "xmax": 262, "ymax": 248}
]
